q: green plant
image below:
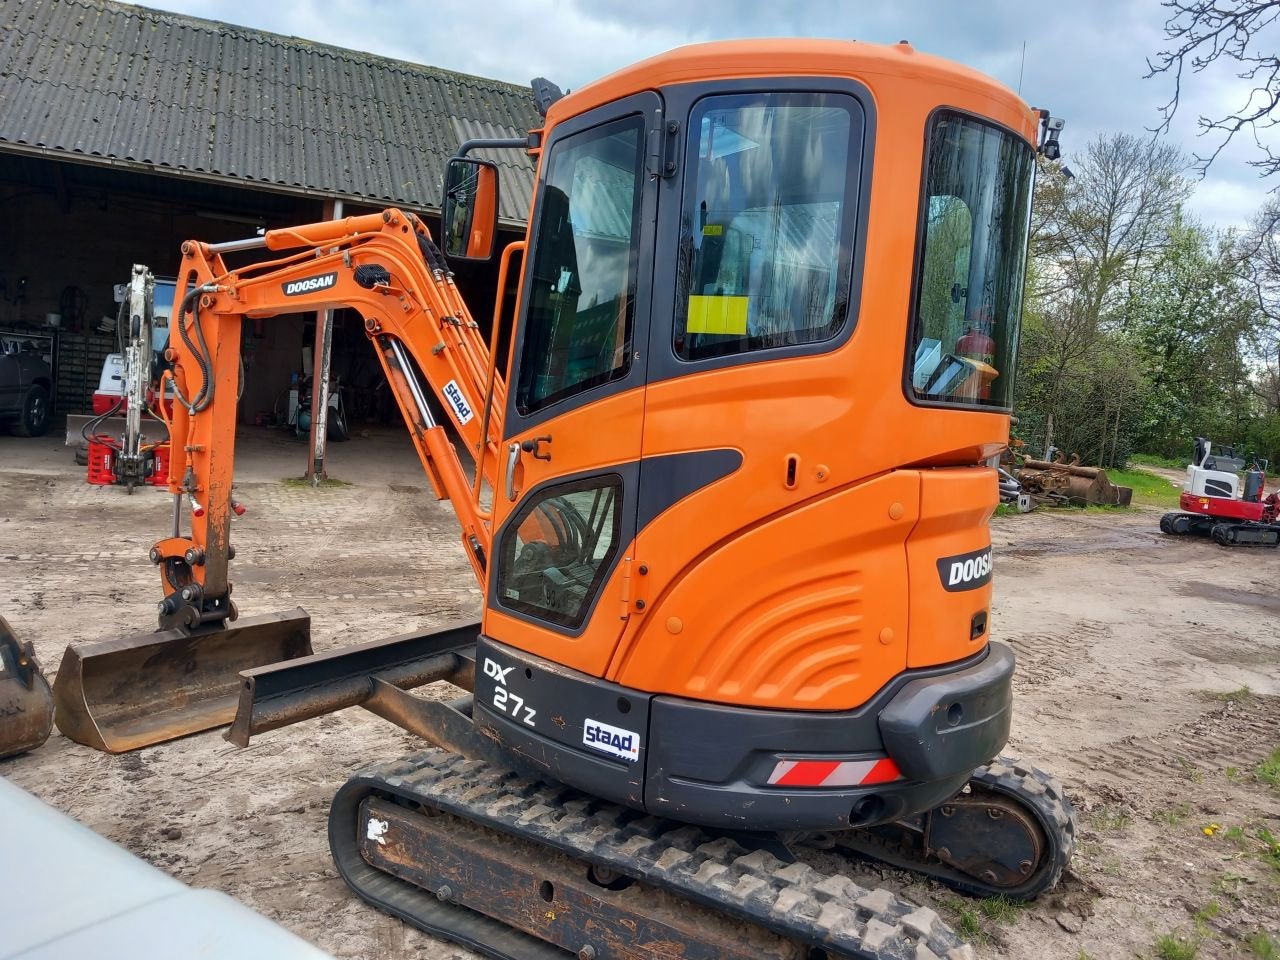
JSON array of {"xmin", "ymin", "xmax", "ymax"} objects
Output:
[
  {"xmin": 1129, "ymin": 452, "xmax": 1187, "ymax": 469},
  {"xmin": 1192, "ymin": 899, "xmax": 1219, "ymax": 933},
  {"xmin": 953, "ymin": 906, "xmax": 985, "ymax": 943},
  {"xmin": 1154, "ymin": 932, "xmax": 1199, "ymax": 960},
  {"xmin": 977, "ymin": 895, "xmax": 1023, "ymax": 923},
  {"xmin": 1207, "ymin": 686, "xmax": 1253, "ymax": 703},
  {"xmin": 1225, "ymin": 766, "xmax": 1241, "ymax": 781},
  {"xmin": 1210, "ymin": 872, "xmax": 1248, "ymax": 902},
  {"xmin": 1258, "ymin": 827, "xmax": 1280, "ymax": 872},
  {"xmin": 1255, "ymin": 747, "xmax": 1280, "ymax": 789},
  {"xmin": 1154, "ymin": 804, "xmax": 1191, "ymax": 826},
  {"xmin": 1106, "ymin": 468, "xmax": 1183, "ymax": 508},
  {"xmin": 1224, "ymin": 825, "xmax": 1247, "ymax": 845},
  {"xmin": 1090, "ymin": 805, "xmax": 1132, "ymax": 833},
  {"xmin": 1251, "ymin": 931, "xmax": 1277, "ymax": 959},
  {"xmin": 1177, "ymin": 758, "xmax": 1204, "ymax": 784}
]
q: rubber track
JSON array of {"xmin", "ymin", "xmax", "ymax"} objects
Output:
[
  {"xmin": 962, "ymin": 757, "xmax": 1076, "ymax": 897},
  {"xmin": 840, "ymin": 757, "xmax": 1076, "ymax": 900},
  {"xmin": 336, "ymin": 748, "xmax": 975, "ymax": 960}
]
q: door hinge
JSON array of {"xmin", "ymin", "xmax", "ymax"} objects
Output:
[{"xmin": 646, "ymin": 109, "xmax": 679, "ymax": 179}]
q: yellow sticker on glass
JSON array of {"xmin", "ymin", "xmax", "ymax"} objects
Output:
[
  {"xmin": 702, "ymin": 224, "xmax": 723, "ymax": 236},
  {"xmin": 687, "ymin": 295, "xmax": 748, "ymax": 335}
]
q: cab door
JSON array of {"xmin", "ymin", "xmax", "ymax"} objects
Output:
[{"xmin": 482, "ymin": 93, "xmax": 661, "ymax": 677}]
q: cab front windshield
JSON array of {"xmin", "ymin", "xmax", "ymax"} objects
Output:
[{"xmin": 908, "ymin": 113, "xmax": 1034, "ymax": 409}]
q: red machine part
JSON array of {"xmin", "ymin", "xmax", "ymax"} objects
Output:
[
  {"xmin": 1179, "ymin": 491, "xmax": 1265, "ymax": 523},
  {"xmin": 86, "ymin": 440, "xmax": 170, "ymax": 488}
]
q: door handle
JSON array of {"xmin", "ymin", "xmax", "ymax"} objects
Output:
[{"xmin": 505, "ymin": 442, "xmax": 521, "ymax": 501}]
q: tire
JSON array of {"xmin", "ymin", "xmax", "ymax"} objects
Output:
[
  {"xmin": 12, "ymin": 384, "xmax": 50, "ymax": 437},
  {"xmin": 74, "ymin": 443, "xmax": 89, "ymax": 466},
  {"xmin": 327, "ymin": 406, "xmax": 350, "ymax": 442}
]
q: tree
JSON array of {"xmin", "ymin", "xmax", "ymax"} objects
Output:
[
  {"xmin": 1147, "ymin": 1, "xmax": 1280, "ymax": 178},
  {"xmin": 1125, "ymin": 221, "xmax": 1261, "ymax": 454},
  {"xmin": 1021, "ymin": 134, "xmax": 1190, "ymax": 455}
]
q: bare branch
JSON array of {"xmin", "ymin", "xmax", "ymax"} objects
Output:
[{"xmin": 1146, "ymin": 1, "xmax": 1280, "ymax": 177}]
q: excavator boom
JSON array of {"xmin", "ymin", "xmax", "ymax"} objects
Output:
[{"xmin": 53, "ymin": 210, "xmax": 509, "ymax": 751}]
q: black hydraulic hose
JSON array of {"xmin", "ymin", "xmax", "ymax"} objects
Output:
[
  {"xmin": 81, "ymin": 396, "xmax": 125, "ymax": 449},
  {"xmin": 172, "ymin": 285, "xmax": 216, "ymax": 413}
]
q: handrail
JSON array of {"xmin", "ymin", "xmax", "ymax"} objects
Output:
[{"xmin": 473, "ymin": 240, "xmax": 526, "ymax": 508}]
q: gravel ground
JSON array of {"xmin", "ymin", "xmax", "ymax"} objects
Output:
[{"xmin": 1, "ymin": 430, "xmax": 1276, "ymax": 960}]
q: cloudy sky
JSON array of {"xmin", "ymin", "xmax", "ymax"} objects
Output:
[{"xmin": 156, "ymin": 0, "xmax": 1276, "ymax": 230}]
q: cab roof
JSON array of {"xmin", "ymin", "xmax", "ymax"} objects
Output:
[{"xmin": 545, "ymin": 39, "xmax": 1038, "ymax": 142}]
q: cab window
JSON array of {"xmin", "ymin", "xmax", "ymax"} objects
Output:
[
  {"xmin": 516, "ymin": 116, "xmax": 646, "ymax": 415},
  {"xmin": 908, "ymin": 112, "xmax": 1034, "ymax": 409},
  {"xmin": 674, "ymin": 92, "xmax": 861, "ymax": 361},
  {"xmin": 495, "ymin": 476, "xmax": 622, "ymax": 629}
]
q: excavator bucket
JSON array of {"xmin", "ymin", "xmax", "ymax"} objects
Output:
[
  {"xmin": 52, "ymin": 609, "xmax": 312, "ymax": 753},
  {"xmin": 0, "ymin": 616, "xmax": 55, "ymax": 760}
]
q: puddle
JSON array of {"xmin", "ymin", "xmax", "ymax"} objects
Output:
[{"xmin": 1178, "ymin": 579, "xmax": 1280, "ymax": 613}]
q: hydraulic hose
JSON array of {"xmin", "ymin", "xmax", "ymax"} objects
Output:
[{"xmin": 172, "ymin": 284, "xmax": 218, "ymax": 413}]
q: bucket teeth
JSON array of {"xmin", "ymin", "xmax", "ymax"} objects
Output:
[{"xmin": 52, "ymin": 608, "xmax": 312, "ymax": 753}]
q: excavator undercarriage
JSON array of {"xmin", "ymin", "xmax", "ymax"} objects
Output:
[{"xmin": 229, "ymin": 621, "xmax": 1072, "ymax": 960}]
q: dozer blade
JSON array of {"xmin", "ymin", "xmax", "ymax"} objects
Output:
[
  {"xmin": 0, "ymin": 616, "xmax": 55, "ymax": 759},
  {"xmin": 52, "ymin": 608, "xmax": 312, "ymax": 753}
]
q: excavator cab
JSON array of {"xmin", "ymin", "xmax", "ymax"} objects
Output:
[{"xmin": 461, "ymin": 51, "xmax": 1041, "ymax": 832}]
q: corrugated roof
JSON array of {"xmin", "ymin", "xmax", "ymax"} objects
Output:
[{"xmin": 0, "ymin": 0, "xmax": 540, "ymax": 223}]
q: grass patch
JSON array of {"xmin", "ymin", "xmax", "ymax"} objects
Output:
[
  {"xmin": 1154, "ymin": 933, "xmax": 1199, "ymax": 960},
  {"xmin": 994, "ymin": 502, "xmax": 1019, "ymax": 517},
  {"xmin": 949, "ymin": 904, "xmax": 989, "ymax": 944},
  {"xmin": 1107, "ymin": 467, "xmax": 1183, "ymax": 509},
  {"xmin": 1177, "ymin": 758, "xmax": 1204, "ymax": 784},
  {"xmin": 1210, "ymin": 872, "xmax": 1249, "ymax": 901},
  {"xmin": 1192, "ymin": 899, "xmax": 1220, "ymax": 929},
  {"xmin": 938, "ymin": 896, "xmax": 1021, "ymax": 945},
  {"xmin": 1089, "ymin": 805, "xmax": 1132, "ymax": 834},
  {"xmin": 1255, "ymin": 747, "xmax": 1280, "ymax": 789},
  {"xmin": 281, "ymin": 476, "xmax": 352, "ymax": 488},
  {"xmin": 1259, "ymin": 827, "xmax": 1280, "ymax": 872},
  {"xmin": 1224, "ymin": 826, "xmax": 1248, "ymax": 846},
  {"xmin": 1130, "ymin": 452, "xmax": 1188, "ymax": 470},
  {"xmin": 1154, "ymin": 803, "xmax": 1192, "ymax": 826},
  {"xmin": 1207, "ymin": 686, "xmax": 1254, "ymax": 703},
  {"xmin": 1251, "ymin": 932, "xmax": 1277, "ymax": 959},
  {"xmin": 977, "ymin": 895, "xmax": 1024, "ymax": 923}
]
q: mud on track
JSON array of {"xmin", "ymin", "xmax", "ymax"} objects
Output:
[{"xmin": 1, "ymin": 464, "xmax": 1277, "ymax": 959}]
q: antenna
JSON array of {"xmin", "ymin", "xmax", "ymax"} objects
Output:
[{"xmin": 1017, "ymin": 40, "xmax": 1027, "ymax": 95}]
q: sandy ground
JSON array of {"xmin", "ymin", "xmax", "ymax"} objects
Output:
[{"xmin": 1, "ymin": 427, "xmax": 1277, "ymax": 960}]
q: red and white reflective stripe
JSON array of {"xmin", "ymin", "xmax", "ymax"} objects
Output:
[{"xmin": 767, "ymin": 757, "xmax": 902, "ymax": 788}]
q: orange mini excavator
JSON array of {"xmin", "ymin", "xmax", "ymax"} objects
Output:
[{"xmin": 44, "ymin": 40, "xmax": 1073, "ymax": 958}]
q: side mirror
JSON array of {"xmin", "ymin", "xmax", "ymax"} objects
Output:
[{"xmin": 442, "ymin": 158, "xmax": 499, "ymax": 261}]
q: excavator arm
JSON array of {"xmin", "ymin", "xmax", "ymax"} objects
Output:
[{"xmin": 155, "ymin": 209, "xmax": 506, "ymax": 632}]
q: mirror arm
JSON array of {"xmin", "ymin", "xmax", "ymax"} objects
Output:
[{"xmin": 453, "ymin": 137, "xmax": 528, "ymax": 160}]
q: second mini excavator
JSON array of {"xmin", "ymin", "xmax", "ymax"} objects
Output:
[{"xmin": 44, "ymin": 40, "xmax": 1074, "ymax": 959}]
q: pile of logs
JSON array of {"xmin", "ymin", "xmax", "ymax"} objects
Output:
[{"xmin": 1014, "ymin": 459, "xmax": 1134, "ymax": 507}]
